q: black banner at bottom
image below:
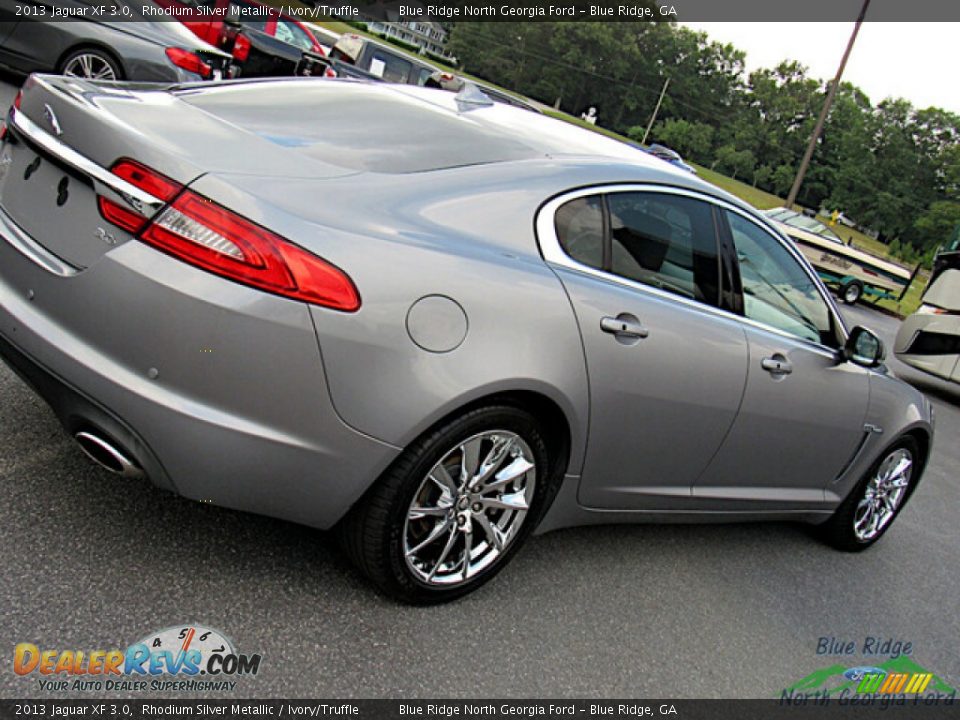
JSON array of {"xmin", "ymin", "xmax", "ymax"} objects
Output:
[{"xmin": 1, "ymin": 699, "xmax": 960, "ymax": 720}]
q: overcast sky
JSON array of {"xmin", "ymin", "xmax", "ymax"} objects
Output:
[{"xmin": 683, "ymin": 23, "xmax": 960, "ymax": 114}]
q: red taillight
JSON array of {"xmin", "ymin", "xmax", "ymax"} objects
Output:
[
  {"xmin": 140, "ymin": 192, "xmax": 360, "ymax": 311},
  {"xmin": 2, "ymin": 89, "xmax": 22, "ymax": 140},
  {"xmin": 232, "ymin": 34, "xmax": 251, "ymax": 63},
  {"xmin": 96, "ymin": 159, "xmax": 359, "ymax": 311},
  {"xmin": 112, "ymin": 159, "xmax": 181, "ymax": 202},
  {"xmin": 166, "ymin": 47, "xmax": 212, "ymax": 79},
  {"xmin": 96, "ymin": 159, "xmax": 182, "ymax": 233},
  {"xmin": 324, "ymin": 66, "xmax": 337, "ymax": 78}
]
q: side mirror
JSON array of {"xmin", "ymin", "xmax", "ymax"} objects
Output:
[{"xmin": 844, "ymin": 326, "xmax": 885, "ymax": 368}]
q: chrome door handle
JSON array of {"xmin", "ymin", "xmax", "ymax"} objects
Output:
[
  {"xmin": 600, "ymin": 315, "xmax": 649, "ymax": 339},
  {"xmin": 761, "ymin": 355, "xmax": 793, "ymax": 375}
]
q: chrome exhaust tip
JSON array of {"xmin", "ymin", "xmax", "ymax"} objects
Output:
[{"xmin": 74, "ymin": 431, "xmax": 144, "ymax": 480}]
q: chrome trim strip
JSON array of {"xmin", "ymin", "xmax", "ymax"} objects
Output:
[
  {"xmin": 0, "ymin": 203, "xmax": 77, "ymax": 276},
  {"xmin": 535, "ymin": 183, "xmax": 847, "ymax": 359},
  {"xmin": 8, "ymin": 107, "xmax": 164, "ymax": 217}
]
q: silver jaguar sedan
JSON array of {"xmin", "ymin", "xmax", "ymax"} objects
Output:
[{"xmin": 0, "ymin": 76, "xmax": 934, "ymax": 603}]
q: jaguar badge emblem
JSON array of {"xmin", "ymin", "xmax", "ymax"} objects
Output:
[{"xmin": 43, "ymin": 104, "xmax": 62, "ymax": 137}]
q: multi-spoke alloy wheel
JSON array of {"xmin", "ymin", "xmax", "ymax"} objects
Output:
[
  {"xmin": 820, "ymin": 436, "xmax": 920, "ymax": 552},
  {"xmin": 339, "ymin": 405, "xmax": 556, "ymax": 603},
  {"xmin": 61, "ymin": 51, "xmax": 119, "ymax": 81},
  {"xmin": 852, "ymin": 447, "xmax": 912, "ymax": 541},
  {"xmin": 403, "ymin": 430, "xmax": 536, "ymax": 586}
]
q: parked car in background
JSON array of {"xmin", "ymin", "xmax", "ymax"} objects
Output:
[
  {"xmin": 644, "ymin": 144, "xmax": 697, "ymax": 174},
  {"xmin": 221, "ymin": 23, "xmax": 331, "ymax": 79},
  {"xmin": 763, "ymin": 207, "xmax": 912, "ymax": 305},
  {"xmin": 154, "ymin": 0, "xmax": 335, "ymax": 79},
  {"xmin": 155, "ymin": 0, "xmax": 329, "ymax": 57},
  {"xmin": 330, "ymin": 34, "xmax": 540, "ymax": 111},
  {"xmin": 0, "ymin": 0, "xmax": 232, "ymax": 81},
  {"xmin": 330, "ymin": 33, "xmax": 437, "ymax": 85},
  {"xmin": 895, "ymin": 234, "xmax": 960, "ymax": 383},
  {"xmin": 0, "ymin": 77, "xmax": 933, "ymax": 602}
]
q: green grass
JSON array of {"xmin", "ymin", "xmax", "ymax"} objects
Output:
[
  {"xmin": 874, "ymin": 270, "xmax": 928, "ymax": 317},
  {"xmin": 690, "ymin": 166, "xmax": 785, "ymax": 209}
]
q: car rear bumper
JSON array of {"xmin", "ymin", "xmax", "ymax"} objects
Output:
[{"xmin": 0, "ymin": 209, "xmax": 400, "ymax": 529}]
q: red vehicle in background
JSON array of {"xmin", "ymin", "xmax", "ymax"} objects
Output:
[{"xmin": 155, "ymin": 0, "xmax": 332, "ymax": 70}]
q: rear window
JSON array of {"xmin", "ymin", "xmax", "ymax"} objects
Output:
[{"xmin": 178, "ymin": 82, "xmax": 655, "ymax": 174}]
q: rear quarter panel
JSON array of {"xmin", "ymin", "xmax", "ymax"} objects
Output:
[{"xmin": 188, "ymin": 167, "xmax": 592, "ymax": 473}]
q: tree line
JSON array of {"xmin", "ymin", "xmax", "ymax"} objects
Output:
[{"xmin": 445, "ymin": 20, "xmax": 959, "ymax": 260}]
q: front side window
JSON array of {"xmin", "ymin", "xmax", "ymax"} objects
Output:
[{"xmin": 726, "ymin": 211, "xmax": 836, "ymax": 346}]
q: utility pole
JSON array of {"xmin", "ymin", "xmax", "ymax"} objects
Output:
[
  {"xmin": 786, "ymin": 0, "xmax": 870, "ymax": 208},
  {"xmin": 641, "ymin": 77, "xmax": 670, "ymax": 146}
]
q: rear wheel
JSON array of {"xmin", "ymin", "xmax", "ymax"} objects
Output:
[
  {"xmin": 819, "ymin": 436, "xmax": 919, "ymax": 551},
  {"xmin": 840, "ymin": 279, "xmax": 863, "ymax": 305},
  {"xmin": 59, "ymin": 49, "xmax": 122, "ymax": 81},
  {"xmin": 338, "ymin": 405, "xmax": 555, "ymax": 603}
]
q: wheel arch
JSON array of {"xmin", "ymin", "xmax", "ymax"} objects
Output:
[
  {"xmin": 56, "ymin": 43, "xmax": 127, "ymax": 79},
  {"xmin": 903, "ymin": 425, "xmax": 932, "ymax": 485},
  {"xmin": 333, "ymin": 386, "xmax": 578, "ymax": 530}
]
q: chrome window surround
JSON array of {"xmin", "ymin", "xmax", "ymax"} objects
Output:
[
  {"xmin": 8, "ymin": 106, "xmax": 166, "ymax": 219},
  {"xmin": 536, "ymin": 184, "xmax": 849, "ymax": 358}
]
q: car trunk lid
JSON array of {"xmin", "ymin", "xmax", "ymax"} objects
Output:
[{"xmin": 0, "ymin": 74, "xmax": 355, "ymax": 268}]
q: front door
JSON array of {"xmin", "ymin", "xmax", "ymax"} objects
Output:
[{"xmin": 694, "ymin": 209, "xmax": 870, "ymax": 507}]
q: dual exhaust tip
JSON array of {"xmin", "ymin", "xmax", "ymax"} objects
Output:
[{"xmin": 74, "ymin": 430, "xmax": 144, "ymax": 480}]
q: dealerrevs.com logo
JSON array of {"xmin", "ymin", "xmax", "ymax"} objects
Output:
[{"xmin": 14, "ymin": 625, "xmax": 262, "ymax": 692}]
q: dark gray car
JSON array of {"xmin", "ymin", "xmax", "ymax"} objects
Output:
[
  {"xmin": 0, "ymin": 0, "xmax": 230, "ymax": 81},
  {"xmin": 0, "ymin": 77, "xmax": 935, "ymax": 603}
]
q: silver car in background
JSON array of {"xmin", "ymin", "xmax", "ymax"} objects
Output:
[{"xmin": 0, "ymin": 76, "xmax": 934, "ymax": 602}]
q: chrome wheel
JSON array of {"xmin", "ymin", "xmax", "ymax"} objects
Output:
[
  {"xmin": 62, "ymin": 53, "xmax": 118, "ymax": 80},
  {"xmin": 853, "ymin": 448, "xmax": 912, "ymax": 541},
  {"xmin": 403, "ymin": 430, "xmax": 536, "ymax": 586},
  {"xmin": 844, "ymin": 284, "xmax": 861, "ymax": 304}
]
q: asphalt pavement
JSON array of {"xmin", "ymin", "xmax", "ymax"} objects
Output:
[{"xmin": 0, "ymin": 76, "xmax": 957, "ymax": 700}]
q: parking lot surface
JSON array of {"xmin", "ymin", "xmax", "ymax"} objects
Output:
[{"xmin": 0, "ymin": 76, "xmax": 957, "ymax": 699}]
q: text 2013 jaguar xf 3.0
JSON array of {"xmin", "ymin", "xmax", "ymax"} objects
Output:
[{"xmin": 0, "ymin": 76, "xmax": 934, "ymax": 602}]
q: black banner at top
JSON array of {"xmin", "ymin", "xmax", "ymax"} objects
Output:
[{"xmin": 10, "ymin": 0, "xmax": 960, "ymax": 23}]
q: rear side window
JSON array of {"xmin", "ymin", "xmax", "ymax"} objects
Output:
[
  {"xmin": 275, "ymin": 20, "xmax": 314, "ymax": 51},
  {"xmin": 608, "ymin": 192, "xmax": 719, "ymax": 305},
  {"xmin": 555, "ymin": 196, "xmax": 604, "ymax": 270},
  {"xmin": 551, "ymin": 191, "xmax": 721, "ymax": 307},
  {"xmin": 368, "ymin": 50, "xmax": 413, "ymax": 83}
]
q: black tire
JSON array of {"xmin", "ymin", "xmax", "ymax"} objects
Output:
[
  {"xmin": 840, "ymin": 279, "xmax": 863, "ymax": 305},
  {"xmin": 819, "ymin": 436, "xmax": 920, "ymax": 552},
  {"xmin": 58, "ymin": 48, "xmax": 123, "ymax": 81},
  {"xmin": 338, "ymin": 405, "xmax": 558, "ymax": 604}
]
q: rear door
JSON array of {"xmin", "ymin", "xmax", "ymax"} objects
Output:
[
  {"xmin": 539, "ymin": 186, "xmax": 749, "ymax": 510},
  {"xmin": 693, "ymin": 209, "xmax": 870, "ymax": 507}
]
